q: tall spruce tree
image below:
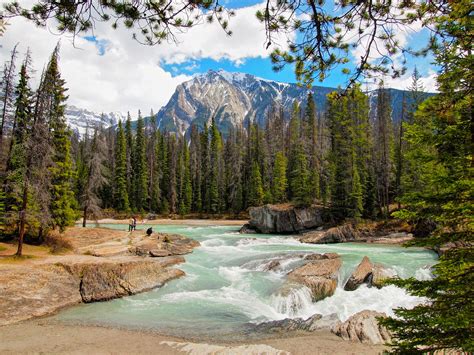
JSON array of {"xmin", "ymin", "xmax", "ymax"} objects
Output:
[
  {"xmin": 272, "ymin": 151, "xmax": 288, "ymax": 203},
  {"xmin": 46, "ymin": 46, "xmax": 76, "ymax": 231},
  {"xmin": 134, "ymin": 111, "xmax": 148, "ymax": 211},
  {"xmin": 114, "ymin": 120, "xmax": 129, "ymax": 211}
]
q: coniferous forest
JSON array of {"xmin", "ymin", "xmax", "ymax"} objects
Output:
[
  {"xmin": 0, "ymin": 0, "xmax": 472, "ymax": 353},
  {"xmin": 1, "ymin": 45, "xmax": 429, "ymax": 231}
]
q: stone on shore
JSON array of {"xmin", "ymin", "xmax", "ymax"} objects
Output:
[
  {"xmin": 287, "ymin": 254, "xmax": 342, "ymax": 301},
  {"xmin": 253, "ymin": 313, "xmax": 341, "ymax": 333},
  {"xmin": 331, "ymin": 310, "xmax": 391, "ymax": 345},
  {"xmin": 246, "ymin": 204, "xmax": 327, "ymax": 234}
]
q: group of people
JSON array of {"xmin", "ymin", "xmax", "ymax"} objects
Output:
[
  {"xmin": 129, "ymin": 216, "xmax": 153, "ymax": 236},
  {"xmin": 128, "ymin": 217, "xmax": 137, "ymax": 231}
]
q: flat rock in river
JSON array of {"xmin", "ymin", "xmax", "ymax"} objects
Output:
[{"xmin": 287, "ymin": 254, "xmax": 342, "ymax": 301}]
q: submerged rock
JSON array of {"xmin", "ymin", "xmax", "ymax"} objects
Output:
[
  {"xmin": 247, "ymin": 204, "xmax": 327, "ymax": 234},
  {"xmin": 332, "ymin": 310, "xmax": 391, "ymax": 344},
  {"xmin": 253, "ymin": 313, "xmax": 341, "ymax": 333},
  {"xmin": 287, "ymin": 254, "xmax": 342, "ymax": 301},
  {"xmin": 239, "ymin": 223, "xmax": 258, "ymax": 234}
]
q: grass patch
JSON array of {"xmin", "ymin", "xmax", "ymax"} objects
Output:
[
  {"xmin": 0, "ymin": 245, "xmax": 7, "ymax": 252},
  {"xmin": 0, "ymin": 254, "xmax": 36, "ymax": 264}
]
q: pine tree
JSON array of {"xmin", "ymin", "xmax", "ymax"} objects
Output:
[
  {"xmin": 46, "ymin": 46, "xmax": 76, "ymax": 231},
  {"xmin": 304, "ymin": 91, "xmax": 320, "ymax": 201},
  {"xmin": 114, "ymin": 120, "xmax": 129, "ymax": 211},
  {"xmin": 248, "ymin": 161, "xmax": 264, "ymax": 207},
  {"xmin": 272, "ymin": 151, "xmax": 287, "ymax": 203},
  {"xmin": 125, "ymin": 112, "xmax": 134, "ymax": 209},
  {"xmin": 288, "ymin": 101, "xmax": 310, "ymax": 204},
  {"xmin": 178, "ymin": 137, "xmax": 192, "ymax": 215},
  {"xmin": 134, "ymin": 111, "xmax": 148, "ymax": 211},
  {"xmin": 209, "ymin": 118, "xmax": 222, "ymax": 213},
  {"xmin": 373, "ymin": 82, "xmax": 394, "ymax": 217},
  {"xmin": 0, "ymin": 44, "xmax": 18, "ymax": 167},
  {"xmin": 80, "ymin": 129, "xmax": 107, "ymax": 226}
]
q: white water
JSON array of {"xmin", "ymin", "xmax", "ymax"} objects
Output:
[{"xmin": 56, "ymin": 224, "xmax": 437, "ymax": 339}]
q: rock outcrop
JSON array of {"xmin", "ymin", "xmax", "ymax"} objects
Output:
[
  {"xmin": 131, "ymin": 233, "xmax": 200, "ymax": 257},
  {"xmin": 247, "ymin": 204, "xmax": 327, "ymax": 234},
  {"xmin": 344, "ymin": 257, "xmax": 397, "ymax": 290},
  {"xmin": 253, "ymin": 313, "xmax": 341, "ymax": 333},
  {"xmin": 81, "ymin": 232, "xmax": 200, "ymax": 258},
  {"xmin": 0, "ymin": 255, "xmax": 186, "ymax": 325},
  {"xmin": 332, "ymin": 310, "xmax": 391, "ymax": 344},
  {"xmin": 58, "ymin": 256, "xmax": 185, "ymax": 303},
  {"xmin": 344, "ymin": 256, "xmax": 374, "ymax": 291},
  {"xmin": 287, "ymin": 253, "xmax": 342, "ymax": 300},
  {"xmin": 300, "ymin": 224, "xmax": 362, "ymax": 244},
  {"xmin": 0, "ymin": 228, "xmax": 201, "ymax": 326}
]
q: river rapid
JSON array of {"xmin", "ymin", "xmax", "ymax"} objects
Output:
[{"xmin": 56, "ymin": 224, "xmax": 437, "ymax": 340}]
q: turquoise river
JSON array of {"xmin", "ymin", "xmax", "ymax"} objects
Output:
[{"xmin": 56, "ymin": 224, "xmax": 438, "ymax": 340}]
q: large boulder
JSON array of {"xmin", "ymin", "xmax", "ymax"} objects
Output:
[
  {"xmin": 344, "ymin": 256, "xmax": 374, "ymax": 291},
  {"xmin": 287, "ymin": 254, "xmax": 342, "ymax": 300},
  {"xmin": 344, "ymin": 257, "xmax": 397, "ymax": 290},
  {"xmin": 61, "ymin": 256, "xmax": 185, "ymax": 302},
  {"xmin": 332, "ymin": 310, "xmax": 391, "ymax": 344},
  {"xmin": 247, "ymin": 204, "xmax": 326, "ymax": 234},
  {"xmin": 300, "ymin": 224, "xmax": 362, "ymax": 244}
]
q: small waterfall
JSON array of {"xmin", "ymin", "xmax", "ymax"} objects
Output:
[{"xmin": 270, "ymin": 286, "xmax": 314, "ymax": 318}]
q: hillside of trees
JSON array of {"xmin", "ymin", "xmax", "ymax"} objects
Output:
[{"xmin": 1, "ymin": 46, "xmax": 428, "ymax": 240}]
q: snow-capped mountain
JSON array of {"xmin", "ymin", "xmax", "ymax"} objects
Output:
[
  {"xmin": 64, "ymin": 70, "xmax": 433, "ymax": 137},
  {"xmin": 156, "ymin": 70, "xmax": 334, "ymax": 135},
  {"xmin": 65, "ymin": 105, "xmax": 124, "ymax": 136},
  {"xmin": 155, "ymin": 70, "xmax": 431, "ymax": 136}
]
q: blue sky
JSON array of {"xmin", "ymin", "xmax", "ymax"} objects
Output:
[{"xmin": 3, "ymin": 0, "xmax": 438, "ymax": 114}]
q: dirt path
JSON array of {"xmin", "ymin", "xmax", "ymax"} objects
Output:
[{"xmin": 0, "ymin": 320, "xmax": 386, "ymax": 355}]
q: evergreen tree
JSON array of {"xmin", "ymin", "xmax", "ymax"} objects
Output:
[
  {"xmin": 46, "ymin": 46, "xmax": 76, "ymax": 231},
  {"xmin": 272, "ymin": 151, "xmax": 287, "ymax": 203},
  {"xmin": 209, "ymin": 119, "xmax": 222, "ymax": 213},
  {"xmin": 125, "ymin": 112, "xmax": 134, "ymax": 209},
  {"xmin": 114, "ymin": 120, "xmax": 129, "ymax": 211},
  {"xmin": 134, "ymin": 112, "xmax": 148, "ymax": 211},
  {"xmin": 381, "ymin": 2, "xmax": 473, "ymax": 351},
  {"xmin": 80, "ymin": 129, "xmax": 107, "ymax": 226},
  {"xmin": 248, "ymin": 161, "xmax": 264, "ymax": 207},
  {"xmin": 0, "ymin": 44, "xmax": 18, "ymax": 167}
]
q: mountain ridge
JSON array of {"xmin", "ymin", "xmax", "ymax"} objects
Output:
[{"xmin": 66, "ymin": 70, "xmax": 434, "ymax": 135}]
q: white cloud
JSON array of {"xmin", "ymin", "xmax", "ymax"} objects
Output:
[{"xmin": 0, "ymin": 2, "xmax": 280, "ymax": 114}]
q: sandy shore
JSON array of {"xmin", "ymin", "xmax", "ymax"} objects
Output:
[
  {"xmin": 0, "ymin": 319, "xmax": 386, "ymax": 355},
  {"xmin": 89, "ymin": 218, "xmax": 247, "ymax": 226}
]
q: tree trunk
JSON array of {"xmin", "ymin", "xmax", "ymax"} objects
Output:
[
  {"xmin": 16, "ymin": 182, "xmax": 28, "ymax": 257},
  {"xmin": 82, "ymin": 205, "xmax": 88, "ymax": 227}
]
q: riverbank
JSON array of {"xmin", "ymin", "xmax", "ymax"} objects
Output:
[
  {"xmin": 88, "ymin": 218, "xmax": 247, "ymax": 226},
  {"xmin": 0, "ymin": 226, "xmax": 199, "ymax": 326},
  {"xmin": 0, "ymin": 319, "xmax": 386, "ymax": 354}
]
